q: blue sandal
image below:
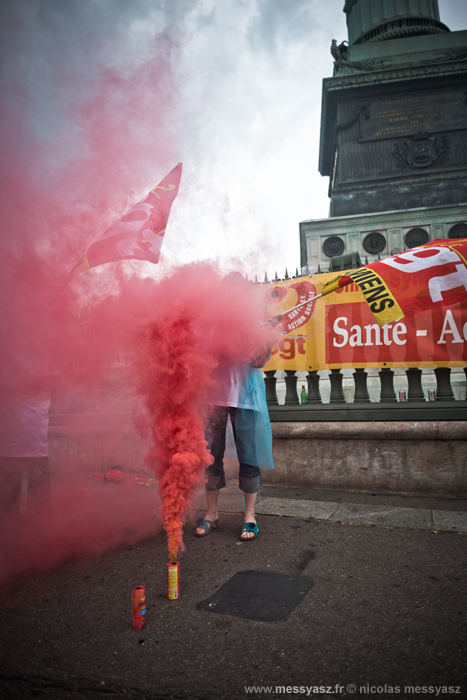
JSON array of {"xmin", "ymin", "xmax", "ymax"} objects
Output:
[
  {"xmin": 194, "ymin": 518, "xmax": 218, "ymax": 537},
  {"xmin": 240, "ymin": 522, "xmax": 258, "ymax": 541}
]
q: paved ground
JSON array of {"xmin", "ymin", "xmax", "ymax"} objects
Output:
[
  {"xmin": 0, "ymin": 484, "xmax": 466, "ymax": 700},
  {"xmin": 227, "ymin": 485, "xmax": 467, "ymax": 533}
]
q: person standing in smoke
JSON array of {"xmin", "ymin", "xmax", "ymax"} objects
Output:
[
  {"xmin": 195, "ymin": 272, "xmax": 274, "ymax": 541},
  {"xmin": 0, "ymin": 395, "xmax": 52, "ymax": 519}
]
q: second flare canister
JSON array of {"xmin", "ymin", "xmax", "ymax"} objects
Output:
[
  {"xmin": 132, "ymin": 585, "xmax": 146, "ymax": 629},
  {"xmin": 167, "ymin": 561, "xmax": 180, "ymax": 600}
]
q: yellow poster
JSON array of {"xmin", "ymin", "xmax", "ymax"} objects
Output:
[{"xmin": 260, "ymin": 274, "xmax": 467, "ymax": 371}]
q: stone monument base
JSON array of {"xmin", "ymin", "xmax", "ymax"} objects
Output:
[{"xmin": 265, "ymin": 422, "xmax": 467, "ymax": 496}]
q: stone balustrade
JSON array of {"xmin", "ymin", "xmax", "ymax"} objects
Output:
[{"xmin": 264, "ymin": 367, "xmax": 467, "ymax": 422}]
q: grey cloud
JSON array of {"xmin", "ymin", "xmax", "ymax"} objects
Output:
[
  {"xmin": 246, "ymin": 0, "xmax": 329, "ymax": 54},
  {"xmin": 439, "ymin": 0, "xmax": 467, "ymax": 29}
]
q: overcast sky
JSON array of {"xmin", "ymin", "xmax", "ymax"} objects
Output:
[{"xmin": 2, "ymin": 0, "xmax": 467, "ymax": 283}]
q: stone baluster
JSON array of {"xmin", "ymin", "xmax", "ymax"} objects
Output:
[
  {"xmin": 263, "ymin": 370, "xmax": 279, "ymax": 406},
  {"xmin": 284, "ymin": 370, "xmax": 299, "ymax": 405},
  {"xmin": 379, "ymin": 368, "xmax": 397, "ymax": 403},
  {"xmin": 434, "ymin": 367, "xmax": 455, "ymax": 401},
  {"xmin": 329, "ymin": 369, "xmax": 346, "ymax": 404},
  {"xmin": 353, "ymin": 368, "xmax": 370, "ymax": 403},
  {"xmin": 406, "ymin": 368, "xmax": 425, "ymax": 402},
  {"xmin": 307, "ymin": 371, "xmax": 322, "ymax": 404}
]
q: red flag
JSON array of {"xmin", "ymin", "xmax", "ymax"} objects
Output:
[
  {"xmin": 70, "ymin": 163, "xmax": 182, "ymax": 278},
  {"xmin": 321, "ymin": 238, "xmax": 467, "ymax": 326}
]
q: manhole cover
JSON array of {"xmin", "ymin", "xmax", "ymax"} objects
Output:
[{"xmin": 196, "ymin": 569, "xmax": 314, "ymax": 622}]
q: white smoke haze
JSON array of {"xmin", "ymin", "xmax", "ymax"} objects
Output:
[
  {"xmin": 2, "ymin": 0, "xmax": 465, "ymax": 278},
  {"xmin": 0, "ymin": 0, "xmax": 334, "ymax": 279}
]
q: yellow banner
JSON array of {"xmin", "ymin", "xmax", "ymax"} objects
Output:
[
  {"xmin": 260, "ymin": 273, "xmax": 467, "ymax": 371},
  {"xmin": 344, "ymin": 267, "xmax": 404, "ymax": 326}
]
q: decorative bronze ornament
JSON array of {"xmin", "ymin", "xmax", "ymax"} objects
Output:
[
  {"xmin": 322, "ymin": 236, "xmax": 345, "ymax": 258},
  {"xmin": 362, "ymin": 232, "xmax": 386, "ymax": 255},
  {"xmin": 405, "ymin": 227, "xmax": 429, "ymax": 248},
  {"xmin": 392, "ymin": 132, "xmax": 450, "ymax": 169},
  {"xmin": 448, "ymin": 223, "xmax": 467, "ymax": 239},
  {"xmin": 343, "ymin": 0, "xmax": 358, "ymax": 13}
]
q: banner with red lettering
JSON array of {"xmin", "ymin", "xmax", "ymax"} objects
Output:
[
  {"xmin": 320, "ymin": 238, "xmax": 467, "ymax": 327},
  {"xmin": 261, "ymin": 270, "xmax": 467, "ymax": 371}
]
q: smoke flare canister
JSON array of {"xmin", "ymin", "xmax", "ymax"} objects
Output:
[
  {"xmin": 167, "ymin": 562, "xmax": 180, "ymax": 600},
  {"xmin": 132, "ymin": 586, "xmax": 146, "ymax": 629}
]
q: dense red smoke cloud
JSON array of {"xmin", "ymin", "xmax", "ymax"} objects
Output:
[
  {"xmin": 124, "ymin": 263, "xmax": 273, "ymax": 561},
  {"xmin": 0, "ymin": 263, "xmax": 273, "ymax": 580},
  {"xmin": 0, "ymin": 3, "xmax": 185, "ymax": 582},
  {"xmin": 0, "ymin": 2, "xmax": 274, "ymax": 581},
  {"xmin": 0, "ymin": 482, "xmax": 159, "ymax": 585}
]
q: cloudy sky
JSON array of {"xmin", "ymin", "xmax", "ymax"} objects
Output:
[{"xmin": 2, "ymin": 0, "xmax": 466, "ymax": 284}]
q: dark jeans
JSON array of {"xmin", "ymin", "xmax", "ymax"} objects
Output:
[
  {"xmin": 0, "ymin": 457, "xmax": 50, "ymax": 517},
  {"xmin": 206, "ymin": 405, "xmax": 261, "ymax": 494}
]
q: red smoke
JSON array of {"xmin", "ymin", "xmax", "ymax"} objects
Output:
[
  {"xmin": 0, "ymin": 30, "xmax": 181, "ymax": 396},
  {"xmin": 0, "ymin": 482, "xmax": 159, "ymax": 585},
  {"xmin": 141, "ymin": 314, "xmax": 213, "ymax": 561},
  {"xmin": 0, "ymin": 255, "xmax": 272, "ymax": 582},
  {"xmin": 130, "ymin": 263, "xmax": 272, "ymax": 561},
  {"xmin": 0, "ymin": 4, "xmax": 273, "ymax": 582},
  {"xmin": 0, "ymin": 5, "xmax": 184, "ymax": 583}
]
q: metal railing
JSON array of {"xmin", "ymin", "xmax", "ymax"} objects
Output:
[{"xmin": 264, "ymin": 367, "xmax": 467, "ymax": 422}]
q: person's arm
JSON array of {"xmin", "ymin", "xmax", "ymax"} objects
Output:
[
  {"xmin": 250, "ymin": 344, "xmax": 272, "ymax": 368},
  {"xmin": 249, "ymin": 316, "xmax": 281, "ymax": 368}
]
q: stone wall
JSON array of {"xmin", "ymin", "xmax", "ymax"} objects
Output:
[
  {"xmin": 300, "ymin": 203, "xmax": 467, "ymax": 273},
  {"xmin": 48, "ymin": 379, "xmax": 148, "ymax": 477},
  {"xmin": 47, "ymin": 379, "xmax": 467, "ymax": 495},
  {"xmin": 264, "ymin": 421, "xmax": 467, "ymax": 496},
  {"xmin": 49, "ymin": 418, "xmax": 147, "ymax": 476}
]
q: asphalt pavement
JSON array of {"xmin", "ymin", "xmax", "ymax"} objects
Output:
[{"xmin": 0, "ymin": 484, "xmax": 466, "ymax": 700}]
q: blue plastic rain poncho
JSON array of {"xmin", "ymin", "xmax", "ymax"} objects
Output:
[{"xmin": 209, "ymin": 363, "xmax": 274, "ymax": 471}]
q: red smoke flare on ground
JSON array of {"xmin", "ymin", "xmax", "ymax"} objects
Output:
[{"xmin": 143, "ymin": 316, "xmax": 213, "ymax": 561}]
